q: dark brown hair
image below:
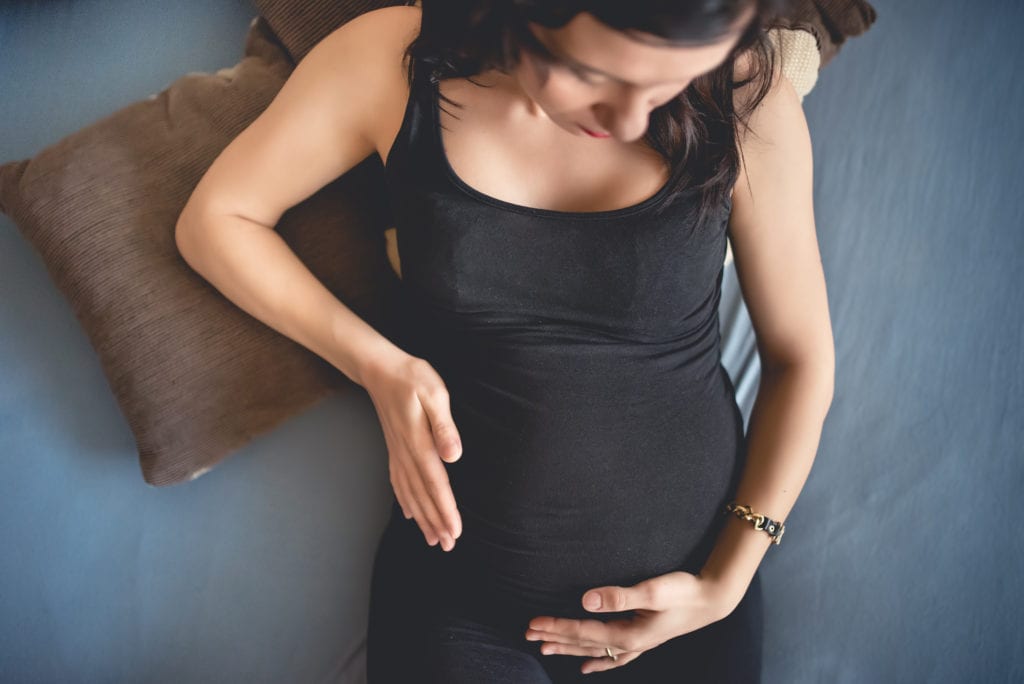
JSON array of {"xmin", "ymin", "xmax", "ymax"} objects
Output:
[{"xmin": 401, "ymin": 0, "xmax": 790, "ymax": 226}]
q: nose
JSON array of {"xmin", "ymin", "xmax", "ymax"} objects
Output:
[{"xmin": 594, "ymin": 87, "xmax": 657, "ymax": 141}]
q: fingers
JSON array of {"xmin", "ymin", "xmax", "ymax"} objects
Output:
[
  {"xmin": 388, "ymin": 388, "xmax": 463, "ymax": 551},
  {"xmin": 524, "ymin": 618, "xmax": 643, "ymax": 673},
  {"xmin": 525, "ymin": 628, "xmax": 606, "ymax": 649},
  {"xmin": 535, "ymin": 642, "xmax": 631, "ymax": 660},
  {"xmin": 538, "ymin": 643, "xmax": 614, "ymax": 658},
  {"xmin": 391, "ymin": 465, "xmax": 441, "ymax": 547},
  {"xmin": 415, "ymin": 385, "xmax": 464, "ymax": 537},
  {"xmin": 525, "ymin": 618, "xmax": 639, "ymax": 652},
  {"xmin": 580, "ymin": 649, "xmax": 641, "ymax": 674},
  {"xmin": 420, "ymin": 390, "xmax": 464, "ymax": 463},
  {"xmin": 528, "ymin": 617, "xmax": 610, "ymax": 644},
  {"xmin": 392, "ymin": 450, "xmax": 452, "ymax": 549},
  {"xmin": 405, "ymin": 454, "xmax": 457, "ymax": 550},
  {"xmin": 526, "ymin": 636, "xmax": 642, "ymax": 675},
  {"xmin": 378, "ymin": 357, "xmax": 464, "ymax": 551}
]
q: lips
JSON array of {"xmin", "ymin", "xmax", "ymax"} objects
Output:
[{"xmin": 580, "ymin": 125, "xmax": 611, "ymax": 138}]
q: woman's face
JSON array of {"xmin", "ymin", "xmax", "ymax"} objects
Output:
[{"xmin": 512, "ymin": 11, "xmax": 753, "ymax": 143}]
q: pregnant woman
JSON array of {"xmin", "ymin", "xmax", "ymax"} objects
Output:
[{"xmin": 176, "ymin": 1, "xmax": 835, "ymax": 681}]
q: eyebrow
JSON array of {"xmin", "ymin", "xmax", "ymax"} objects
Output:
[
  {"xmin": 530, "ymin": 23, "xmax": 742, "ymax": 87},
  {"xmin": 540, "ymin": 35, "xmax": 634, "ymax": 84},
  {"xmin": 535, "ymin": 29, "xmax": 697, "ymax": 87}
]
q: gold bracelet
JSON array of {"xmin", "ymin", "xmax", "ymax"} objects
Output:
[{"xmin": 724, "ymin": 502, "xmax": 786, "ymax": 545}]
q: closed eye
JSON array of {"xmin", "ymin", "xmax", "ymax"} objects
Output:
[
  {"xmin": 521, "ymin": 23, "xmax": 604, "ymax": 85},
  {"xmin": 566, "ymin": 63, "xmax": 601, "ymax": 84}
]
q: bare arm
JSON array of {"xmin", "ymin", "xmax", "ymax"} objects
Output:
[
  {"xmin": 700, "ymin": 61, "xmax": 836, "ymax": 605},
  {"xmin": 176, "ymin": 7, "xmax": 466, "ymax": 550},
  {"xmin": 175, "ymin": 7, "xmax": 420, "ymax": 385}
]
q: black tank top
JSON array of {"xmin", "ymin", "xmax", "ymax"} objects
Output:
[{"xmin": 382, "ymin": 57, "xmax": 747, "ymax": 621}]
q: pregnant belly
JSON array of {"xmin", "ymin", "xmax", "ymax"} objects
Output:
[{"xmin": 439, "ymin": 358, "xmax": 747, "ymax": 618}]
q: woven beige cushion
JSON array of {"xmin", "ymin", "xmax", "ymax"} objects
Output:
[{"xmin": 770, "ymin": 27, "xmax": 822, "ymax": 102}]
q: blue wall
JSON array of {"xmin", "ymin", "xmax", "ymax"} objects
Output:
[{"xmin": 784, "ymin": 0, "xmax": 1024, "ymax": 680}]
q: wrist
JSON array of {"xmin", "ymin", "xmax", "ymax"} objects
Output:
[
  {"xmin": 698, "ymin": 568, "xmax": 747, "ymax": 618},
  {"xmin": 697, "ymin": 515, "xmax": 772, "ymax": 610},
  {"xmin": 355, "ymin": 341, "xmax": 407, "ymax": 390}
]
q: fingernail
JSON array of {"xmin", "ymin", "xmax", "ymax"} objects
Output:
[{"xmin": 584, "ymin": 593, "xmax": 601, "ymax": 609}]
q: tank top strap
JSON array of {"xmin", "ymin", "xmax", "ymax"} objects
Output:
[
  {"xmin": 411, "ymin": 54, "xmax": 436, "ymax": 94},
  {"xmin": 384, "ymin": 56, "xmax": 447, "ymax": 183}
]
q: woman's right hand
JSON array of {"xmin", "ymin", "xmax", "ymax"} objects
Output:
[{"xmin": 361, "ymin": 349, "xmax": 464, "ymax": 552}]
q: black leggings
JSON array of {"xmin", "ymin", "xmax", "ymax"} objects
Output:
[{"xmin": 366, "ymin": 501, "xmax": 764, "ymax": 683}]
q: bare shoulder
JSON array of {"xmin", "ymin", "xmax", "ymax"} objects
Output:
[
  {"xmin": 731, "ymin": 42, "xmax": 803, "ymax": 143},
  {"xmin": 728, "ymin": 42, "xmax": 807, "ymax": 202},
  {"xmin": 322, "ymin": 5, "xmax": 421, "ymax": 54},
  {"xmin": 724, "ymin": 43, "xmax": 825, "ymax": 373},
  {"xmin": 312, "ymin": 5, "xmax": 420, "ymax": 85},
  {"xmin": 176, "ymin": 4, "xmax": 424, "ymax": 229},
  {"xmin": 317, "ymin": 5, "xmax": 423, "ymax": 160}
]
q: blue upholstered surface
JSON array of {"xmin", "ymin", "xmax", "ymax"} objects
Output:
[{"xmin": 2, "ymin": 1, "xmax": 1022, "ymax": 682}]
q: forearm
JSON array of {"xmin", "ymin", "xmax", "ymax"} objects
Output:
[
  {"xmin": 699, "ymin": 360, "xmax": 834, "ymax": 606},
  {"xmin": 175, "ymin": 209, "xmax": 402, "ymax": 388}
]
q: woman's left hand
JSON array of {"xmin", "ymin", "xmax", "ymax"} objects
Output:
[{"xmin": 523, "ymin": 570, "xmax": 742, "ymax": 674}]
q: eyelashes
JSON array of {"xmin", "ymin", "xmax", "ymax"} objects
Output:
[
  {"xmin": 565, "ymin": 63, "xmax": 601, "ymax": 84},
  {"xmin": 520, "ymin": 24, "xmax": 601, "ymax": 85}
]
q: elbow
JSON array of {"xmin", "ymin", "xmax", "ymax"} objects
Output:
[
  {"xmin": 173, "ymin": 217, "xmax": 189, "ymax": 260},
  {"xmin": 819, "ymin": 363, "xmax": 836, "ymax": 406},
  {"xmin": 762, "ymin": 349, "xmax": 835, "ymax": 404},
  {"xmin": 820, "ymin": 338, "xmax": 837, "ymax": 403},
  {"xmin": 174, "ymin": 203, "xmax": 205, "ymax": 266},
  {"xmin": 174, "ymin": 205, "xmax": 191, "ymax": 254}
]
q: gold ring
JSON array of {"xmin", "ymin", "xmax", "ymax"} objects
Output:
[{"xmin": 604, "ymin": 646, "xmax": 617, "ymax": 661}]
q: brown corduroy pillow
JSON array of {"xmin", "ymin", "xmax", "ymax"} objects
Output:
[
  {"xmin": 774, "ymin": 0, "xmax": 879, "ymax": 69},
  {"xmin": 0, "ymin": 15, "xmax": 400, "ymax": 487},
  {"xmin": 256, "ymin": 0, "xmax": 412, "ymax": 64}
]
